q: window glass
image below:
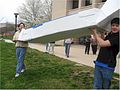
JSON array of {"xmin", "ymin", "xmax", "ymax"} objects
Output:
[
  {"xmin": 72, "ymin": 0, "xmax": 79, "ymax": 9},
  {"xmin": 102, "ymin": 0, "xmax": 107, "ymax": 2},
  {"xmin": 85, "ymin": 0, "xmax": 92, "ymax": 6}
]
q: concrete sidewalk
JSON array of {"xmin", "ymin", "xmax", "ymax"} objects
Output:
[{"xmin": 29, "ymin": 43, "xmax": 120, "ymax": 74}]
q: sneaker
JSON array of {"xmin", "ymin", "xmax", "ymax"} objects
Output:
[
  {"xmin": 15, "ymin": 73, "xmax": 20, "ymax": 77},
  {"xmin": 21, "ymin": 69, "xmax": 25, "ymax": 73}
]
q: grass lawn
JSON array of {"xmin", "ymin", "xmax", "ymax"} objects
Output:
[
  {"xmin": 0, "ymin": 36, "xmax": 13, "ymax": 40},
  {"xmin": 0, "ymin": 41, "xmax": 119, "ymax": 89}
]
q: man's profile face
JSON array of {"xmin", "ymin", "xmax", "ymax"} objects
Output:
[
  {"xmin": 111, "ymin": 23, "xmax": 120, "ymax": 33},
  {"xmin": 18, "ymin": 24, "xmax": 25, "ymax": 30}
]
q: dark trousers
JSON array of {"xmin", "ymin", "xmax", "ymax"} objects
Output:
[
  {"xmin": 85, "ymin": 44, "xmax": 90, "ymax": 54},
  {"xmin": 91, "ymin": 45, "xmax": 97, "ymax": 54}
]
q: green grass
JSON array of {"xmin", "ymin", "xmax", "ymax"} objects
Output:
[
  {"xmin": 0, "ymin": 41, "xmax": 119, "ymax": 89},
  {"xmin": 0, "ymin": 36, "xmax": 13, "ymax": 40}
]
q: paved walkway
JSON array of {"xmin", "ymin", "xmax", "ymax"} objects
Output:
[{"xmin": 29, "ymin": 43, "xmax": 120, "ymax": 74}]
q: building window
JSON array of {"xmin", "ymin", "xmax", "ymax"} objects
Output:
[
  {"xmin": 85, "ymin": 0, "xmax": 92, "ymax": 6},
  {"xmin": 72, "ymin": 0, "xmax": 79, "ymax": 9},
  {"xmin": 102, "ymin": 0, "xmax": 107, "ymax": 2}
]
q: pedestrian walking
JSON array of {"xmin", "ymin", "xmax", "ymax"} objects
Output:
[
  {"xmin": 13, "ymin": 22, "xmax": 28, "ymax": 78},
  {"xmin": 84, "ymin": 36, "xmax": 91, "ymax": 54},
  {"xmin": 45, "ymin": 43, "xmax": 49, "ymax": 53},
  {"xmin": 49, "ymin": 41, "xmax": 55, "ymax": 54},
  {"xmin": 45, "ymin": 41, "xmax": 55, "ymax": 54},
  {"xmin": 64, "ymin": 38, "xmax": 72, "ymax": 57}
]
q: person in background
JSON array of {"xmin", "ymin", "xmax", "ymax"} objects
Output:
[
  {"xmin": 104, "ymin": 31, "xmax": 109, "ymax": 38},
  {"xmin": 45, "ymin": 43, "xmax": 49, "ymax": 53},
  {"xmin": 64, "ymin": 38, "xmax": 72, "ymax": 58},
  {"xmin": 91, "ymin": 35, "xmax": 98, "ymax": 55},
  {"xmin": 92, "ymin": 18, "xmax": 119, "ymax": 89},
  {"xmin": 45, "ymin": 41, "xmax": 55, "ymax": 54},
  {"xmin": 49, "ymin": 41, "xmax": 55, "ymax": 54},
  {"xmin": 84, "ymin": 36, "xmax": 91, "ymax": 55},
  {"xmin": 13, "ymin": 22, "xmax": 28, "ymax": 78}
]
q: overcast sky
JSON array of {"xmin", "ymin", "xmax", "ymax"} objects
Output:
[{"xmin": 0, "ymin": 0, "xmax": 25, "ymax": 23}]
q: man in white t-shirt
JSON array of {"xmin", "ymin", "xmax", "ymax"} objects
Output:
[{"xmin": 64, "ymin": 38, "xmax": 72, "ymax": 57}]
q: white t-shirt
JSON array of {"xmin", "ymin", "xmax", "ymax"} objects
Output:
[{"xmin": 65, "ymin": 38, "xmax": 72, "ymax": 43}]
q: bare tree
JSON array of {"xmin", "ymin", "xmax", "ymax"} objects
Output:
[
  {"xmin": 18, "ymin": 0, "xmax": 52, "ymax": 28},
  {"xmin": 43, "ymin": 0, "xmax": 53, "ymax": 21}
]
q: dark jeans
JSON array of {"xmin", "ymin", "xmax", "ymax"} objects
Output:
[
  {"xmin": 85, "ymin": 44, "xmax": 90, "ymax": 54},
  {"xmin": 94, "ymin": 65, "xmax": 114, "ymax": 89},
  {"xmin": 91, "ymin": 45, "xmax": 97, "ymax": 54}
]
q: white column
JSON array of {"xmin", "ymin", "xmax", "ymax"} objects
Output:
[
  {"xmin": 80, "ymin": 0, "xmax": 85, "ymax": 7},
  {"xmin": 92, "ymin": 0, "xmax": 102, "ymax": 8},
  {"xmin": 78, "ymin": 0, "xmax": 82, "ymax": 8}
]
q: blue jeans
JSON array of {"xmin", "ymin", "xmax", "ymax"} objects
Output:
[
  {"xmin": 65, "ymin": 43, "xmax": 71, "ymax": 57},
  {"xmin": 16, "ymin": 47, "xmax": 27, "ymax": 74},
  {"xmin": 94, "ymin": 65, "xmax": 114, "ymax": 89}
]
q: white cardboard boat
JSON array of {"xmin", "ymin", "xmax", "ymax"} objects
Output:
[{"xmin": 18, "ymin": 0, "xmax": 120, "ymax": 43}]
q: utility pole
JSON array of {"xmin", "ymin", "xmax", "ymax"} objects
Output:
[{"xmin": 14, "ymin": 13, "xmax": 19, "ymax": 32}]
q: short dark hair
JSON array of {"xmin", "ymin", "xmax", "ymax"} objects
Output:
[
  {"xmin": 111, "ymin": 17, "xmax": 120, "ymax": 25},
  {"xmin": 18, "ymin": 22, "xmax": 25, "ymax": 27}
]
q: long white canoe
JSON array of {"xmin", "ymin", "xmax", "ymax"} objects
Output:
[{"xmin": 18, "ymin": 0, "xmax": 120, "ymax": 43}]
